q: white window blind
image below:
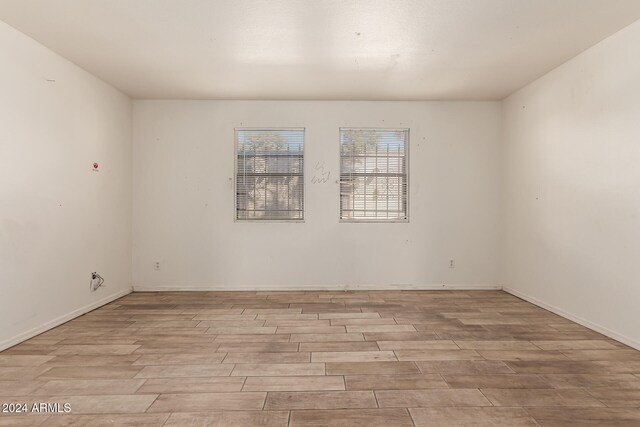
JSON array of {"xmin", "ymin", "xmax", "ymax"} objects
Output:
[
  {"xmin": 236, "ymin": 128, "xmax": 304, "ymax": 220},
  {"xmin": 340, "ymin": 128, "xmax": 409, "ymax": 221}
]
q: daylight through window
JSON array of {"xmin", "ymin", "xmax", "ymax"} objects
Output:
[
  {"xmin": 236, "ymin": 128, "xmax": 304, "ymax": 220},
  {"xmin": 340, "ymin": 128, "xmax": 408, "ymax": 221}
]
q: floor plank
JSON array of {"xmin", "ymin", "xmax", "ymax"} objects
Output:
[
  {"xmin": 147, "ymin": 392, "xmax": 267, "ymax": 411},
  {"xmin": 346, "ymin": 374, "xmax": 448, "ymax": 390},
  {"xmin": 526, "ymin": 407, "xmax": 640, "ymax": 425},
  {"xmin": 290, "ymin": 408, "xmax": 414, "ymax": 426},
  {"xmin": 243, "ymin": 375, "xmax": 345, "ymax": 391},
  {"xmin": 311, "ymin": 351, "xmax": 396, "ymax": 362},
  {"xmin": 264, "ymin": 390, "xmax": 377, "ymax": 410},
  {"xmin": 481, "ymin": 388, "xmax": 605, "ymax": 407},
  {"xmin": 231, "ymin": 363, "xmax": 325, "ymax": 376},
  {"xmin": 136, "ymin": 377, "xmax": 245, "ymax": 394},
  {"xmin": 44, "ymin": 414, "xmax": 170, "ymax": 426},
  {"xmin": 376, "ymin": 388, "xmax": 491, "ymax": 407},
  {"xmin": 164, "ymin": 411, "xmax": 289, "ymax": 426},
  {"xmin": 410, "ymin": 407, "xmax": 538, "ymax": 426}
]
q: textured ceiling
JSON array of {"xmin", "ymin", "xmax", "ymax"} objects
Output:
[{"xmin": 1, "ymin": 0, "xmax": 639, "ymax": 100}]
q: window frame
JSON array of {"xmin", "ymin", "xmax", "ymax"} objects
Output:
[
  {"xmin": 234, "ymin": 127, "xmax": 306, "ymax": 223},
  {"xmin": 338, "ymin": 127, "xmax": 410, "ymax": 223}
]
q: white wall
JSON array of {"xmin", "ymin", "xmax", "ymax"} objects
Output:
[
  {"xmin": 502, "ymin": 20, "xmax": 640, "ymax": 348},
  {"xmin": 0, "ymin": 21, "xmax": 133, "ymax": 350},
  {"xmin": 133, "ymin": 101, "xmax": 502, "ymax": 290}
]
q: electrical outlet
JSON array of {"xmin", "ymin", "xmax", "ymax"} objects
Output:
[
  {"xmin": 154, "ymin": 260, "xmax": 161, "ymax": 271},
  {"xmin": 449, "ymin": 259, "xmax": 455, "ymax": 269}
]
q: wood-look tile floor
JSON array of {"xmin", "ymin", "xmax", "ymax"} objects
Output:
[{"xmin": 1, "ymin": 290, "xmax": 639, "ymax": 426}]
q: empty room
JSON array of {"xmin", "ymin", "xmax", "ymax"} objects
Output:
[{"xmin": 1, "ymin": 0, "xmax": 640, "ymax": 425}]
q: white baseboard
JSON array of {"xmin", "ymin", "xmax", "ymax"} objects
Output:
[
  {"xmin": 133, "ymin": 283, "xmax": 502, "ymax": 292},
  {"xmin": 0, "ymin": 287, "xmax": 133, "ymax": 352},
  {"xmin": 503, "ymin": 286, "xmax": 640, "ymax": 351}
]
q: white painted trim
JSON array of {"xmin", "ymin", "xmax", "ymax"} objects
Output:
[
  {"xmin": 503, "ymin": 287, "xmax": 640, "ymax": 351},
  {"xmin": 0, "ymin": 287, "xmax": 133, "ymax": 352},
  {"xmin": 133, "ymin": 284, "xmax": 502, "ymax": 292}
]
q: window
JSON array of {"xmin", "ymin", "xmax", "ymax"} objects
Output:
[
  {"xmin": 235, "ymin": 128, "xmax": 304, "ymax": 220},
  {"xmin": 340, "ymin": 128, "xmax": 409, "ymax": 221}
]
